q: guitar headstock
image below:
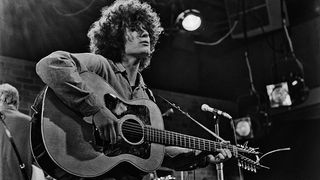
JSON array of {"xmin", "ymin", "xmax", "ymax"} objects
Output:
[
  {"xmin": 235, "ymin": 144, "xmax": 270, "ymax": 172},
  {"xmin": 236, "ymin": 144, "xmax": 259, "ymax": 155}
]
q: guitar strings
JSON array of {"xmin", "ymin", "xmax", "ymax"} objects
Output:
[
  {"xmin": 120, "ymin": 124, "xmax": 258, "ymax": 170},
  {"xmin": 122, "ymin": 121, "xmax": 233, "ymax": 150},
  {"xmin": 119, "ymin": 121, "xmax": 241, "ymax": 155}
]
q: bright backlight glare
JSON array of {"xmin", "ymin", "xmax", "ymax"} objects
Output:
[
  {"xmin": 182, "ymin": 14, "xmax": 201, "ymax": 31},
  {"xmin": 236, "ymin": 120, "xmax": 251, "ymax": 136},
  {"xmin": 232, "ymin": 116, "xmax": 254, "ymax": 140}
]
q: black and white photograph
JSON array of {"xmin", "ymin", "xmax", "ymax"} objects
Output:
[{"xmin": 1, "ymin": 0, "xmax": 320, "ymax": 180}]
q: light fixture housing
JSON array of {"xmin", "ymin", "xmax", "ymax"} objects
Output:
[
  {"xmin": 176, "ymin": 9, "xmax": 202, "ymax": 32},
  {"xmin": 232, "ymin": 117, "xmax": 254, "ymax": 140}
]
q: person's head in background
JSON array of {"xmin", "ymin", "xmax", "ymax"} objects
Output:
[
  {"xmin": 87, "ymin": 0, "xmax": 163, "ymax": 71},
  {"xmin": 0, "ymin": 83, "xmax": 19, "ymax": 110}
]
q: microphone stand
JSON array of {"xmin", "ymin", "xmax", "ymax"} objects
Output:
[
  {"xmin": 157, "ymin": 95, "xmax": 228, "ymax": 180},
  {"xmin": 157, "ymin": 95, "xmax": 226, "ymax": 142},
  {"xmin": 213, "ymin": 115, "xmax": 224, "ymax": 180}
]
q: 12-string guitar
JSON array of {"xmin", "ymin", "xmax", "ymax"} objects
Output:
[{"xmin": 30, "ymin": 72, "xmax": 267, "ymax": 179}]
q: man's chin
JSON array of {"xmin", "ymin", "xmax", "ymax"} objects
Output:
[{"xmin": 136, "ymin": 51, "xmax": 151, "ymax": 58}]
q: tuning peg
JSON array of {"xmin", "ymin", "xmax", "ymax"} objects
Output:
[
  {"xmin": 243, "ymin": 141, "xmax": 249, "ymax": 147},
  {"xmin": 245, "ymin": 163, "xmax": 249, "ymax": 170},
  {"xmin": 252, "ymin": 165, "xmax": 257, "ymax": 173}
]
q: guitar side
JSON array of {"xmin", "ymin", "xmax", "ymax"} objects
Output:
[{"xmin": 31, "ymin": 72, "xmax": 165, "ymax": 179}]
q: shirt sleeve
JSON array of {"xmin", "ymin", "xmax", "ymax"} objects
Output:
[
  {"xmin": 162, "ymin": 146, "xmax": 209, "ymax": 171},
  {"xmin": 36, "ymin": 51, "xmax": 110, "ymax": 117}
]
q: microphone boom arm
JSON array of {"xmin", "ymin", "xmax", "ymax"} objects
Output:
[{"xmin": 158, "ymin": 95, "xmax": 227, "ymax": 142}]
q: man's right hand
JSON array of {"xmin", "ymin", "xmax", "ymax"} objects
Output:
[{"xmin": 93, "ymin": 108, "xmax": 119, "ymax": 144}]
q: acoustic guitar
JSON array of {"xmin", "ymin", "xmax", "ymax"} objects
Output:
[{"xmin": 30, "ymin": 72, "xmax": 265, "ymax": 179}]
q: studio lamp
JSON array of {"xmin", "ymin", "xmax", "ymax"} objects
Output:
[
  {"xmin": 232, "ymin": 117, "xmax": 254, "ymax": 140},
  {"xmin": 268, "ymin": 56, "xmax": 309, "ymax": 108},
  {"xmin": 176, "ymin": 9, "xmax": 202, "ymax": 32}
]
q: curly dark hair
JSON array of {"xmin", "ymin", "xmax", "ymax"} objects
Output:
[{"xmin": 87, "ymin": 0, "xmax": 163, "ymax": 70}]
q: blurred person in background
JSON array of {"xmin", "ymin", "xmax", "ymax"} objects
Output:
[{"xmin": 0, "ymin": 83, "xmax": 32, "ymax": 180}]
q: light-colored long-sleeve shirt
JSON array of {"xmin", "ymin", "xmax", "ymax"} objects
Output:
[
  {"xmin": 36, "ymin": 51, "xmax": 208, "ymax": 179},
  {"xmin": 36, "ymin": 51, "xmax": 152, "ymax": 117}
]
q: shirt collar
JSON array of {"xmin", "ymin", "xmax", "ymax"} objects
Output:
[
  {"xmin": 114, "ymin": 62, "xmax": 147, "ymax": 89},
  {"xmin": 114, "ymin": 62, "xmax": 126, "ymax": 73},
  {"xmin": 136, "ymin": 72, "xmax": 147, "ymax": 89}
]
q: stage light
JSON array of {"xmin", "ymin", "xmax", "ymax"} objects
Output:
[
  {"xmin": 266, "ymin": 77, "xmax": 308, "ymax": 108},
  {"xmin": 266, "ymin": 82, "xmax": 292, "ymax": 108},
  {"xmin": 176, "ymin": 9, "xmax": 201, "ymax": 32},
  {"xmin": 271, "ymin": 56, "xmax": 309, "ymax": 107},
  {"xmin": 232, "ymin": 117, "xmax": 254, "ymax": 140}
]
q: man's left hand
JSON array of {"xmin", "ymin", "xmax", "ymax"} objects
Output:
[{"xmin": 207, "ymin": 148, "xmax": 232, "ymax": 164}]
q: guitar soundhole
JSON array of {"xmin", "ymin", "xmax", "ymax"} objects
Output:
[{"xmin": 122, "ymin": 119, "xmax": 143, "ymax": 144}]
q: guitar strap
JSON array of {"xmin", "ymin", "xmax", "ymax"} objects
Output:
[
  {"xmin": 145, "ymin": 88, "xmax": 156, "ymax": 102},
  {"xmin": 0, "ymin": 112, "xmax": 30, "ymax": 180}
]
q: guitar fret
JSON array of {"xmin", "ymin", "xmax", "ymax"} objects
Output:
[
  {"xmin": 192, "ymin": 137, "xmax": 195, "ymax": 149},
  {"xmin": 156, "ymin": 128, "xmax": 158, "ymax": 143},
  {"xmin": 204, "ymin": 140, "xmax": 208, "ymax": 151},
  {"xmin": 161, "ymin": 129, "xmax": 164, "ymax": 144},
  {"xmin": 196, "ymin": 138, "xmax": 199, "ymax": 149},
  {"xmin": 175, "ymin": 134, "xmax": 178, "ymax": 144},
  {"xmin": 182, "ymin": 135, "xmax": 184, "ymax": 147},
  {"xmin": 201, "ymin": 139, "xmax": 204, "ymax": 150}
]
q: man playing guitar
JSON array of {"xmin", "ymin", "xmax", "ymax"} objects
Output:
[{"xmin": 35, "ymin": 0, "xmax": 232, "ymax": 179}]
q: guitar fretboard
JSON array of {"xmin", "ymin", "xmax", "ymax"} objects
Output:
[{"xmin": 144, "ymin": 126, "xmax": 239, "ymax": 157}]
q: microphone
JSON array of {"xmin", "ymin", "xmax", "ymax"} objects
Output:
[{"xmin": 201, "ymin": 104, "xmax": 232, "ymax": 119}]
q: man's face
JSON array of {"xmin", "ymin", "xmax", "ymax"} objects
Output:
[{"xmin": 123, "ymin": 24, "xmax": 150, "ymax": 58}]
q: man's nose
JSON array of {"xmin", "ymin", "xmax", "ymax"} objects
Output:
[{"xmin": 140, "ymin": 29, "xmax": 149, "ymax": 38}]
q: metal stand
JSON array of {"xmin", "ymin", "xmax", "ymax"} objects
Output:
[{"xmin": 214, "ymin": 115, "xmax": 224, "ymax": 180}]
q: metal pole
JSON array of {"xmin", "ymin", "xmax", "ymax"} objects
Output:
[{"xmin": 214, "ymin": 115, "xmax": 224, "ymax": 180}]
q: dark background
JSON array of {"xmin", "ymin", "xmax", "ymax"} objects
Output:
[
  {"xmin": 1, "ymin": 0, "xmax": 320, "ymax": 179},
  {"xmin": 1, "ymin": 0, "xmax": 320, "ymax": 101}
]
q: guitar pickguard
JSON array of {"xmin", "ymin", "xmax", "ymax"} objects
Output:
[{"xmin": 94, "ymin": 93, "xmax": 152, "ymax": 159}]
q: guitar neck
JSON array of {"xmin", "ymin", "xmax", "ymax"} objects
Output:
[{"xmin": 144, "ymin": 126, "xmax": 238, "ymax": 156}]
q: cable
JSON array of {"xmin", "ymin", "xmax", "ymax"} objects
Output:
[
  {"xmin": 282, "ymin": 13, "xmax": 296, "ymax": 58},
  {"xmin": 193, "ymin": 20, "xmax": 239, "ymax": 46},
  {"xmin": 53, "ymin": 0, "xmax": 96, "ymax": 17},
  {"xmin": 258, "ymin": 147, "xmax": 291, "ymax": 161}
]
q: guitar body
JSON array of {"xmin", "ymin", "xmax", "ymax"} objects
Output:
[{"xmin": 31, "ymin": 72, "xmax": 165, "ymax": 179}]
